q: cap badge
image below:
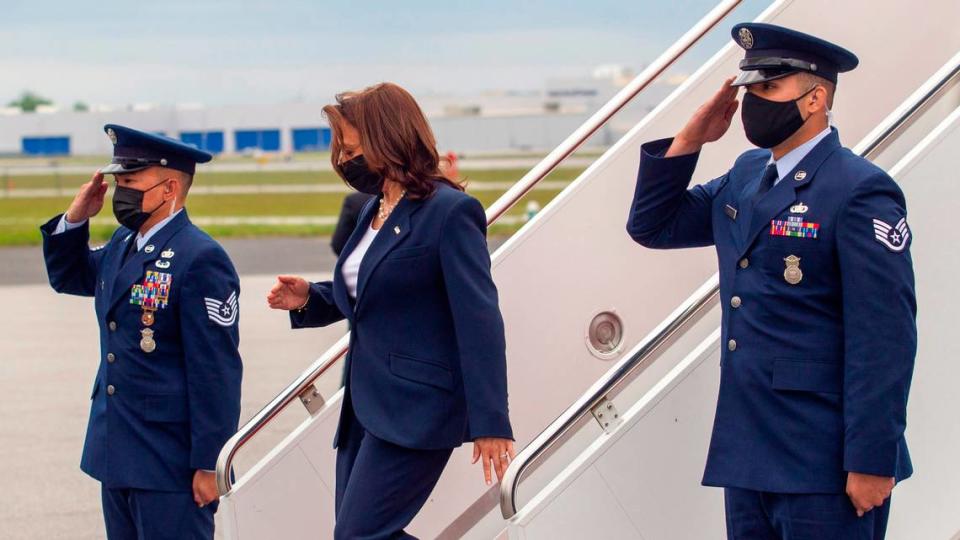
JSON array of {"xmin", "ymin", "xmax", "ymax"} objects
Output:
[
  {"xmin": 107, "ymin": 128, "xmax": 118, "ymax": 145},
  {"xmin": 738, "ymin": 28, "xmax": 754, "ymax": 49}
]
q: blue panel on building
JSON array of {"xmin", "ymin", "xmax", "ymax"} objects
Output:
[
  {"xmin": 234, "ymin": 130, "xmax": 258, "ymax": 151},
  {"xmin": 236, "ymin": 129, "xmax": 281, "ymax": 152},
  {"xmin": 206, "ymin": 132, "xmax": 224, "ymax": 153},
  {"xmin": 292, "ymin": 128, "xmax": 332, "ymax": 152},
  {"xmin": 180, "ymin": 131, "xmax": 224, "ymax": 154},
  {"xmin": 261, "ymin": 130, "xmax": 280, "ymax": 151},
  {"xmin": 22, "ymin": 136, "xmax": 71, "ymax": 156},
  {"xmin": 180, "ymin": 132, "xmax": 203, "ymax": 148}
]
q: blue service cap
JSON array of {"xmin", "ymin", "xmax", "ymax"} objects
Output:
[
  {"xmin": 100, "ymin": 124, "xmax": 213, "ymax": 176},
  {"xmin": 730, "ymin": 23, "xmax": 859, "ymax": 87}
]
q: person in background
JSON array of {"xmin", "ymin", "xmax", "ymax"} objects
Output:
[
  {"xmin": 267, "ymin": 82, "xmax": 514, "ymax": 539},
  {"xmin": 40, "ymin": 125, "xmax": 243, "ymax": 540},
  {"xmin": 331, "ymin": 192, "xmax": 375, "ymax": 256},
  {"xmin": 626, "ymin": 23, "xmax": 916, "ymax": 539}
]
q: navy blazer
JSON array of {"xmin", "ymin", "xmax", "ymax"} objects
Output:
[
  {"xmin": 627, "ymin": 130, "xmax": 916, "ymax": 494},
  {"xmin": 291, "ymin": 182, "xmax": 513, "ymax": 450},
  {"xmin": 41, "ymin": 211, "xmax": 243, "ymax": 492}
]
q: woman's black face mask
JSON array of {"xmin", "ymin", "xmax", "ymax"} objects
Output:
[
  {"xmin": 339, "ymin": 155, "xmax": 384, "ymax": 195},
  {"xmin": 741, "ymin": 85, "xmax": 817, "ymax": 149}
]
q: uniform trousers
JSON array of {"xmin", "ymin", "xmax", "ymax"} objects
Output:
[
  {"xmin": 724, "ymin": 487, "xmax": 891, "ymax": 540},
  {"xmin": 101, "ymin": 485, "xmax": 216, "ymax": 540}
]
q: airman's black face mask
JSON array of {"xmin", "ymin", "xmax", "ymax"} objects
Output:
[
  {"xmin": 741, "ymin": 86, "xmax": 817, "ymax": 148},
  {"xmin": 112, "ymin": 180, "xmax": 168, "ymax": 231}
]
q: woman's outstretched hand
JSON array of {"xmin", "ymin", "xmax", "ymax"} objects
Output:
[
  {"xmin": 472, "ymin": 437, "xmax": 516, "ymax": 486},
  {"xmin": 267, "ymin": 275, "xmax": 310, "ymax": 310}
]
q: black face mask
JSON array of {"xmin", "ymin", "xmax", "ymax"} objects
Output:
[
  {"xmin": 339, "ymin": 155, "xmax": 384, "ymax": 195},
  {"xmin": 112, "ymin": 180, "xmax": 169, "ymax": 231},
  {"xmin": 741, "ymin": 86, "xmax": 817, "ymax": 148}
]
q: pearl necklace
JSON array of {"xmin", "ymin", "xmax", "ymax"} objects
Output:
[{"xmin": 378, "ymin": 189, "xmax": 407, "ymax": 221}]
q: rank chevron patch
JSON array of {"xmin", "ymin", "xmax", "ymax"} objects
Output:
[
  {"xmin": 873, "ymin": 217, "xmax": 911, "ymax": 253},
  {"xmin": 205, "ymin": 291, "xmax": 238, "ymax": 327}
]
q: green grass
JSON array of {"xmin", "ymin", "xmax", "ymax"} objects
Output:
[
  {"xmin": 0, "ymin": 166, "xmax": 583, "ymax": 192},
  {"xmin": 0, "ymin": 148, "xmax": 607, "ymax": 168},
  {"xmin": 0, "ymin": 188, "xmax": 564, "ymax": 246}
]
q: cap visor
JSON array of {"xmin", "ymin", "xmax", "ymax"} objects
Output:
[
  {"xmin": 99, "ymin": 163, "xmax": 150, "ymax": 175},
  {"xmin": 731, "ymin": 69, "xmax": 796, "ymax": 87}
]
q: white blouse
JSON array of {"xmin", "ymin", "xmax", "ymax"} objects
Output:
[{"xmin": 341, "ymin": 224, "xmax": 380, "ymax": 298}]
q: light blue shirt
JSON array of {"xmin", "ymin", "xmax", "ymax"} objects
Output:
[
  {"xmin": 55, "ymin": 208, "xmax": 184, "ymax": 251},
  {"xmin": 769, "ymin": 126, "xmax": 833, "ymax": 186}
]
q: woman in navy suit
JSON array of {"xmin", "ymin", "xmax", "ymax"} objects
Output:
[{"xmin": 267, "ymin": 82, "xmax": 514, "ymax": 539}]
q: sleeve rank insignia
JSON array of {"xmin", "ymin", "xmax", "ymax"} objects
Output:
[{"xmin": 873, "ymin": 217, "xmax": 910, "ymax": 252}]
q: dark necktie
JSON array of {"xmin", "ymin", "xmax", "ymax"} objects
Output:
[
  {"xmin": 122, "ymin": 238, "xmax": 139, "ymax": 265},
  {"xmin": 755, "ymin": 163, "xmax": 779, "ymax": 200}
]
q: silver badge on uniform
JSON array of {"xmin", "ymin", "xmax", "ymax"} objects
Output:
[
  {"xmin": 790, "ymin": 202, "xmax": 809, "ymax": 214},
  {"xmin": 107, "ymin": 128, "xmax": 118, "ymax": 145},
  {"xmin": 140, "ymin": 328, "xmax": 157, "ymax": 353},
  {"xmin": 738, "ymin": 28, "xmax": 754, "ymax": 49},
  {"xmin": 155, "ymin": 260, "xmax": 170, "ymax": 269},
  {"xmin": 794, "ymin": 171, "xmax": 807, "ymax": 181},
  {"xmin": 161, "ymin": 249, "xmax": 175, "ymax": 259},
  {"xmin": 144, "ymin": 244, "xmax": 155, "ymax": 254},
  {"xmin": 783, "ymin": 255, "xmax": 803, "ymax": 285},
  {"xmin": 394, "ymin": 226, "xmax": 401, "ymax": 235}
]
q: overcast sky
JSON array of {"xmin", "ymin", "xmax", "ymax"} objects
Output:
[{"xmin": 3, "ymin": 0, "xmax": 766, "ymax": 107}]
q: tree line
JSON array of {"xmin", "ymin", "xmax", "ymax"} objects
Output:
[{"xmin": 7, "ymin": 91, "xmax": 88, "ymax": 113}]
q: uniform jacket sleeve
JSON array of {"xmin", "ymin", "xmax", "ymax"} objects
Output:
[
  {"xmin": 289, "ymin": 281, "xmax": 346, "ymax": 328},
  {"xmin": 626, "ymin": 138, "xmax": 725, "ymax": 249},
  {"xmin": 439, "ymin": 196, "xmax": 513, "ymax": 440},
  {"xmin": 179, "ymin": 245, "xmax": 244, "ymax": 471},
  {"xmin": 836, "ymin": 173, "xmax": 917, "ymax": 477},
  {"xmin": 40, "ymin": 214, "xmax": 107, "ymax": 296}
]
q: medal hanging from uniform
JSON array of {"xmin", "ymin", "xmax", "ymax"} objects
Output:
[
  {"xmin": 130, "ymin": 270, "xmax": 172, "ymax": 353},
  {"xmin": 770, "ymin": 207, "xmax": 816, "ymax": 286}
]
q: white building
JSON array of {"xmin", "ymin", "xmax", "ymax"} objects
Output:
[{"xmin": 0, "ymin": 68, "xmax": 681, "ymax": 157}]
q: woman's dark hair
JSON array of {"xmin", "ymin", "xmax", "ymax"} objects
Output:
[{"xmin": 323, "ymin": 82, "xmax": 464, "ymax": 199}]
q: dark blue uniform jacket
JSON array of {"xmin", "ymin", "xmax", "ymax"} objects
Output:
[
  {"xmin": 627, "ymin": 130, "xmax": 916, "ymax": 493},
  {"xmin": 41, "ymin": 210, "xmax": 242, "ymax": 492}
]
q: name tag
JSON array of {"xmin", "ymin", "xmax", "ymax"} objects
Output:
[{"xmin": 770, "ymin": 216, "xmax": 819, "ymax": 239}]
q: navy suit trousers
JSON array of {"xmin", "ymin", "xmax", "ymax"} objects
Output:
[
  {"xmin": 724, "ymin": 487, "xmax": 890, "ymax": 540},
  {"xmin": 334, "ymin": 404, "xmax": 452, "ymax": 540},
  {"xmin": 101, "ymin": 486, "xmax": 215, "ymax": 539}
]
